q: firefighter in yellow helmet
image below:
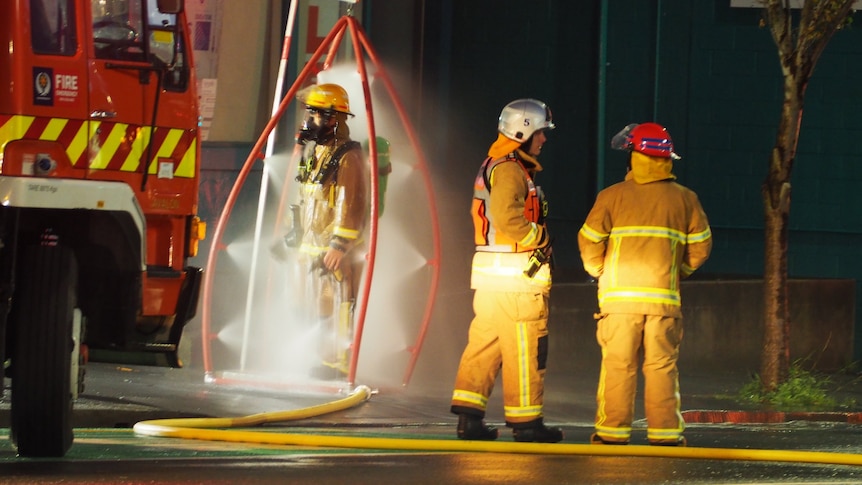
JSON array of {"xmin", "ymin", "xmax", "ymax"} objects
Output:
[
  {"xmin": 449, "ymin": 99, "xmax": 563, "ymax": 443},
  {"xmin": 283, "ymin": 83, "xmax": 368, "ymax": 378},
  {"xmin": 578, "ymin": 122, "xmax": 712, "ymax": 445}
]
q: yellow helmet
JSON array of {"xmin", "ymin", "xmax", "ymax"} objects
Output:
[{"xmin": 298, "ymin": 83, "xmax": 353, "ymax": 116}]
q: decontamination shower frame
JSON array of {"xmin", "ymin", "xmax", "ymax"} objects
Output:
[{"xmin": 199, "ymin": 7, "xmax": 441, "ymax": 389}]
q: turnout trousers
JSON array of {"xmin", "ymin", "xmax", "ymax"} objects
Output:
[
  {"xmin": 450, "ymin": 289, "xmax": 549, "ymax": 426},
  {"xmin": 594, "ymin": 313, "xmax": 684, "ymax": 443}
]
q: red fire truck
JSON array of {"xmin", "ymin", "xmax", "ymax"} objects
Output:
[{"xmin": 0, "ymin": 0, "xmax": 205, "ymax": 456}]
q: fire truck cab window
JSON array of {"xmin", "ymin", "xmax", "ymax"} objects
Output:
[
  {"xmin": 30, "ymin": 0, "xmax": 78, "ymax": 55},
  {"xmin": 147, "ymin": 3, "xmax": 188, "ymax": 92},
  {"xmin": 92, "ymin": 0, "xmax": 144, "ymax": 60}
]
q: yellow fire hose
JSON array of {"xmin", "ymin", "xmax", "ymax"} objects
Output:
[{"xmin": 133, "ymin": 384, "xmax": 862, "ymax": 467}]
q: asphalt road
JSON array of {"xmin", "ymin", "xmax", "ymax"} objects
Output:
[{"xmin": 3, "ymin": 363, "xmax": 862, "ymax": 484}]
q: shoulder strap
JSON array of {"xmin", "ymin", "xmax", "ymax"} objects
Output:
[
  {"xmin": 332, "ymin": 140, "xmax": 362, "ymax": 164},
  {"xmin": 484, "ymin": 153, "xmax": 522, "ymax": 192},
  {"xmin": 310, "ymin": 140, "xmax": 361, "ymax": 184}
]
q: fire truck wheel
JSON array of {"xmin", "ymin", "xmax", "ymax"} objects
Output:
[{"xmin": 10, "ymin": 245, "xmax": 78, "ymax": 457}]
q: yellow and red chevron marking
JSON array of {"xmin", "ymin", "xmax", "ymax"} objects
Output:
[
  {"xmin": 0, "ymin": 114, "xmax": 88, "ymax": 165},
  {"xmin": 0, "ymin": 114, "xmax": 196, "ymax": 178}
]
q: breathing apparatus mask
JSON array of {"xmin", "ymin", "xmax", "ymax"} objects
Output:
[{"xmin": 297, "ymin": 107, "xmax": 337, "ymax": 145}]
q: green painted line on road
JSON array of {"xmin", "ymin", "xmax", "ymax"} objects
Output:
[{"xmin": 0, "ymin": 427, "xmax": 443, "ymax": 462}]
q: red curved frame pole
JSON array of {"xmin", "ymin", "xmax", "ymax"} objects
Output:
[
  {"xmin": 344, "ymin": 17, "xmax": 377, "ymax": 387},
  {"xmin": 350, "ymin": 21, "xmax": 442, "ymax": 386}
]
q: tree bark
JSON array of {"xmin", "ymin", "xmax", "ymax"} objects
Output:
[
  {"xmin": 761, "ymin": 175, "xmax": 791, "ymax": 390},
  {"xmin": 759, "ymin": 0, "xmax": 854, "ymax": 391},
  {"xmin": 761, "ymin": 2, "xmax": 802, "ymax": 390}
]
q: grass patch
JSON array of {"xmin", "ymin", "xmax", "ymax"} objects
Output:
[{"xmin": 737, "ymin": 362, "xmax": 858, "ymax": 412}]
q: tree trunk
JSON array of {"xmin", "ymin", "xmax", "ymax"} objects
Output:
[
  {"xmin": 759, "ymin": 0, "xmax": 855, "ymax": 392},
  {"xmin": 760, "ymin": 76, "xmax": 801, "ymax": 391},
  {"xmin": 761, "ymin": 177, "xmax": 791, "ymax": 390}
]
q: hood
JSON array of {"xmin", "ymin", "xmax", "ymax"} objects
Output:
[
  {"xmin": 628, "ymin": 150, "xmax": 676, "ymax": 184},
  {"xmin": 487, "ymin": 133, "xmax": 543, "ymax": 172},
  {"xmin": 487, "ymin": 133, "xmax": 522, "ymax": 159}
]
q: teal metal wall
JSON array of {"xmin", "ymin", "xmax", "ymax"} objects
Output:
[
  {"xmin": 603, "ymin": 1, "xmax": 862, "ymax": 361},
  {"xmin": 409, "ymin": 0, "xmax": 862, "ymax": 359},
  {"xmin": 431, "ymin": 1, "xmax": 601, "ymax": 273}
]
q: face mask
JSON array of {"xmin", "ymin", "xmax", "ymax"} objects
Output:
[{"xmin": 296, "ymin": 108, "xmax": 334, "ymax": 145}]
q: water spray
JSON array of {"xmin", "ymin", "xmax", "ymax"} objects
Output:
[{"xmin": 200, "ymin": 5, "xmax": 441, "ymax": 392}]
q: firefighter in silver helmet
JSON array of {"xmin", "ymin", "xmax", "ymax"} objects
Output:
[{"xmin": 449, "ymin": 98, "xmax": 563, "ymax": 443}]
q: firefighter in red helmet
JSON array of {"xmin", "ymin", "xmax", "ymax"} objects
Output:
[
  {"xmin": 449, "ymin": 99, "xmax": 563, "ymax": 443},
  {"xmin": 579, "ymin": 122, "xmax": 712, "ymax": 445}
]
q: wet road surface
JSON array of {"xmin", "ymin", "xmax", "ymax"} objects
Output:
[{"xmin": 2, "ymin": 363, "xmax": 862, "ymax": 484}]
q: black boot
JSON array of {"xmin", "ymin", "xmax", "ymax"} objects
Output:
[
  {"xmin": 650, "ymin": 436, "xmax": 687, "ymax": 447},
  {"xmin": 512, "ymin": 419, "xmax": 564, "ymax": 443},
  {"xmin": 457, "ymin": 414, "xmax": 498, "ymax": 441}
]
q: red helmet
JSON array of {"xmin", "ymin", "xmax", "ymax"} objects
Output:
[{"xmin": 611, "ymin": 122, "xmax": 679, "ymax": 159}]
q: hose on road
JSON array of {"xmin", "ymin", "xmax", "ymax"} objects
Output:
[{"xmin": 133, "ymin": 385, "xmax": 862, "ymax": 467}]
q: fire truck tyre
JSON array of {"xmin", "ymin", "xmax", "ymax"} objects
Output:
[{"xmin": 10, "ymin": 245, "xmax": 78, "ymax": 457}]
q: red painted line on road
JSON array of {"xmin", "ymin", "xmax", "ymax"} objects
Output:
[{"xmin": 683, "ymin": 410, "xmax": 862, "ymax": 424}]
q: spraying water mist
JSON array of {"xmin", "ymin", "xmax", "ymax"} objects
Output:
[{"xmin": 200, "ymin": 14, "xmax": 441, "ymax": 394}]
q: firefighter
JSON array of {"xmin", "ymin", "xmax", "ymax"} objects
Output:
[
  {"xmin": 450, "ymin": 99, "xmax": 563, "ymax": 443},
  {"xmin": 578, "ymin": 122, "xmax": 712, "ymax": 446},
  {"xmin": 284, "ymin": 83, "xmax": 368, "ymax": 377}
]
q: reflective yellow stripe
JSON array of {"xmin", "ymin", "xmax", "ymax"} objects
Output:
[
  {"xmin": 67, "ymin": 122, "xmax": 88, "ymax": 166},
  {"xmin": 299, "ymin": 243, "xmax": 327, "ymax": 257},
  {"xmin": 610, "ymin": 225, "xmax": 686, "ymax": 243},
  {"xmin": 517, "ymin": 322, "xmax": 529, "ymax": 407},
  {"xmin": 144, "ymin": 128, "xmax": 181, "ymax": 174},
  {"xmin": 609, "ymin": 235, "xmax": 622, "ymax": 287},
  {"xmin": 599, "ymin": 287, "xmax": 681, "ymax": 306},
  {"xmin": 175, "ymin": 137, "xmax": 196, "ymax": 178},
  {"xmin": 42, "ymin": 118, "xmax": 66, "ymax": 140},
  {"xmin": 1, "ymin": 116, "xmax": 196, "ymax": 176},
  {"xmin": 503, "ymin": 405, "xmax": 542, "ymax": 419},
  {"xmin": 688, "ymin": 226, "xmax": 712, "ymax": 243},
  {"xmin": 121, "ymin": 126, "xmax": 145, "ymax": 172},
  {"xmin": 0, "ymin": 115, "xmax": 34, "ymax": 147},
  {"xmin": 647, "ymin": 426, "xmax": 684, "ymax": 441},
  {"xmin": 579, "ymin": 223, "xmax": 607, "ymax": 243},
  {"xmin": 333, "ymin": 226, "xmax": 360, "ymax": 240},
  {"xmin": 88, "ymin": 121, "xmax": 105, "ymax": 168},
  {"xmin": 595, "ymin": 425, "xmax": 632, "ymax": 440},
  {"xmin": 517, "ymin": 222, "xmax": 539, "ymax": 247},
  {"xmin": 596, "ymin": 347, "xmax": 609, "ymax": 425},
  {"xmin": 125, "ymin": 127, "xmax": 196, "ymax": 176},
  {"xmin": 451, "ymin": 390, "xmax": 488, "ymax": 409},
  {"xmin": 93, "ymin": 122, "xmax": 128, "ymax": 170}
]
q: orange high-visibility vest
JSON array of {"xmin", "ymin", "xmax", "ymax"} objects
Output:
[{"xmin": 471, "ymin": 155, "xmax": 542, "ymax": 253}]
